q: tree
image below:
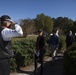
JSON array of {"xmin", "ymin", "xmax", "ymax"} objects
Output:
[
  {"xmin": 54, "ymin": 17, "xmax": 73, "ymax": 34},
  {"xmin": 72, "ymin": 21, "xmax": 76, "ymax": 33},
  {"xmin": 20, "ymin": 18, "xmax": 36, "ymax": 36},
  {"xmin": 35, "ymin": 13, "xmax": 53, "ymax": 34}
]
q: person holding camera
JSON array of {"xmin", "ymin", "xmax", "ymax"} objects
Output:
[{"xmin": 0, "ymin": 15, "xmax": 23, "ymax": 75}]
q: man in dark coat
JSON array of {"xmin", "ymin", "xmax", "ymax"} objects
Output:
[
  {"xmin": 34, "ymin": 29, "xmax": 45, "ymax": 75},
  {"xmin": 65, "ymin": 31, "xmax": 75, "ymax": 49}
]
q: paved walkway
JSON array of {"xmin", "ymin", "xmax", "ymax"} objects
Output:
[
  {"xmin": 10, "ymin": 52, "xmax": 64, "ymax": 75},
  {"xmin": 42, "ymin": 53, "xmax": 64, "ymax": 75}
]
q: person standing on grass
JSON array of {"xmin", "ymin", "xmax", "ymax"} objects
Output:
[
  {"xmin": 0, "ymin": 15, "xmax": 23, "ymax": 75},
  {"xmin": 34, "ymin": 29, "xmax": 45, "ymax": 75},
  {"xmin": 49, "ymin": 29, "xmax": 60, "ymax": 65}
]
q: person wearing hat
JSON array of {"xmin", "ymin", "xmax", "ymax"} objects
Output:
[
  {"xmin": 34, "ymin": 29, "xmax": 45, "ymax": 75},
  {"xmin": 0, "ymin": 15, "xmax": 23, "ymax": 75}
]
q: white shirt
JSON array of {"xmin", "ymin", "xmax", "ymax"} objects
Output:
[
  {"xmin": 56, "ymin": 30, "xmax": 59, "ymax": 36},
  {"xmin": 1, "ymin": 24, "xmax": 23, "ymax": 41}
]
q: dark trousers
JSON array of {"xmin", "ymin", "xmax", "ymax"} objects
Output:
[
  {"xmin": 0, "ymin": 58, "xmax": 10, "ymax": 75},
  {"xmin": 34, "ymin": 50, "xmax": 45, "ymax": 75}
]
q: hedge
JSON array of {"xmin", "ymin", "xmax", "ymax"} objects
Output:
[
  {"xmin": 11, "ymin": 39, "xmax": 36, "ymax": 72},
  {"xmin": 63, "ymin": 43, "xmax": 76, "ymax": 75}
]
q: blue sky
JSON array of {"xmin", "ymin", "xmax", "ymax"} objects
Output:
[{"xmin": 0, "ymin": 0, "xmax": 76, "ymax": 21}]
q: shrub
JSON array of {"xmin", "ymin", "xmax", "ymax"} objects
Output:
[
  {"xmin": 10, "ymin": 58, "xmax": 17, "ymax": 72},
  {"xmin": 59, "ymin": 35, "xmax": 66, "ymax": 51},
  {"xmin": 11, "ymin": 39, "xmax": 36, "ymax": 71},
  {"xmin": 63, "ymin": 43, "xmax": 76, "ymax": 75}
]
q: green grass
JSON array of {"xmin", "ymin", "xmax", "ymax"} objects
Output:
[{"xmin": 26, "ymin": 35, "xmax": 37, "ymax": 40}]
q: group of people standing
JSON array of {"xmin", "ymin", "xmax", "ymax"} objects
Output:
[
  {"xmin": 34, "ymin": 29, "xmax": 60, "ymax": 75},
  {"xmin": 0, "ymin": 15, "xmax": 75, "ymax": 75},
  {"xmin": 0, "ymin": 15, "xmax": 60, "ymax": 75},
  {"xmin": 34, "ymin": 29, "xmax": 75, "ymax": 75}
]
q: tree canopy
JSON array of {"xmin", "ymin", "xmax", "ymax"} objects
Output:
[{"xmin": 18, "ymin": 13, "xmax": 76, "ymax": 36}]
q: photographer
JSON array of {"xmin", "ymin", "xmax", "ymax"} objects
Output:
[{"xmin": 0, "ymin": 15, "xmax": 23, "ymax": 75}]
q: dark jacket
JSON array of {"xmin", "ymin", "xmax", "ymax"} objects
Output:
[
  {"xmin": 49, "ymin": 34, "xmax": 60, "ymax": 48},
  {"xmin": 0, "ymin": 27, "xmax": 14, "ymax": 58},
  {"xmin": 65, "ymin": 34, "xmax": 75, "ymax": 48},
  {"xmin": 36, "ymin": 35, "xmax": 45, "ymax": 50}
]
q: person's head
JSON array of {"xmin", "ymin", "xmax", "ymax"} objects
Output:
[
  {"xmin": 52, "ymin": 29, "xmax": 57, "ymax": 35},
  {"xmin": 0, "ymin": 15, "xmax": 15, "ymax": 28},
  {"xmin": 69, "ymin": 30, "xmax": 72, "ymax": 35},
  {"xmin": 38, "ymin": 29, "xmax": 43, "ymax": 36}
]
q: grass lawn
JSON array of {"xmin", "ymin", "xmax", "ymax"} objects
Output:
[{"xmin": 12, "ymin": 35, "xmax": 38, "ymax": 42}]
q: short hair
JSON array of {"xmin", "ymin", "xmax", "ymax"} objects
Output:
[{"xmin": 52, "ymin": 29, "xmax": 57, "ymax": 33}]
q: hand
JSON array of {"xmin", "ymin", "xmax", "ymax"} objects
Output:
[
  {"xmin": 35, "ymin": 50, "xmax": 40, "ymax": 57},
  {"xmin": 11, "ymin": 22, "xmax": 17, "ymax": 26},
  {"xmin": 10, "ymin": 22, "xmax": 17, "ymax": 29}
]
